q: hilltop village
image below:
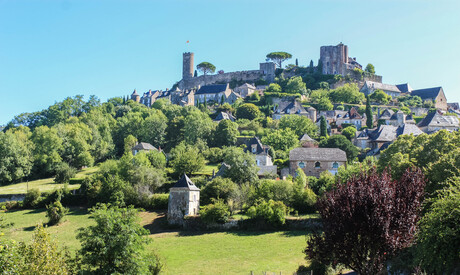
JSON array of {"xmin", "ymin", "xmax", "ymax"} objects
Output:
[{"xmin": 1, "ymin": 43, "xmax": 460, "ymax": 274}]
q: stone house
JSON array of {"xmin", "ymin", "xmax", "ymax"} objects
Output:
[
  {"xmin": 318, "ymin": 110, "xmax": 348, "ymax": 124},
  {"xmin": 132, "ymin": 142, "xmax": 158, "ymax": 156},
  {"xmin": 195, "ymin": 84, "xmax": 232, "ymax": 104},
  {"xmin": 336, "ymin": 107, "xmax": 366, "ymax": 129},
  {"xmin": 168, "ymin": 174, "xmax": 200, "ymax": 225},
  {"xmin": 273, "ymin": 100, "xmax": 316, "ymax": 122},
  {"xmin": 354, "ymin": 124, "xmax": 423, "ymax": 154},
  {"xmin": 244, "ymin": 137, "xmax": 277, "ymax": 176},
  {"xmin": 234, "ymin": 83, "xmax": 257, "ymax": 98},
  {"xmin": 378, "ymin": 110, "xmax": 415, "ymax": 127},
  {"xmin": 360, "ymin": 81, "xmax": 402, "ymax": 98},
  {"xmin": 411, "ymin": 87, "xmax": 448, "ymax": 110},
  {"xmin": 225, "ymin": 91, "xmax": 241, "ymax": 104},
  {"xmin": 417, "ymin": 111, "xmax": 459, "ymax": 133},
  {"xmin": 289, "ymin": 147, "xmax": 347, "ymax": 177}
]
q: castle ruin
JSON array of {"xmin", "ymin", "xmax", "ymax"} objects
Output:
[{"xmin": 177, "ymin": 52, "xmax": 276, "ymax": 91}]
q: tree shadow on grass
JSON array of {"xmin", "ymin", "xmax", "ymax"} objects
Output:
[
  {"xmin": 67, "ymin": 207, "xmax": 89, "ymax": 216},
  {"xmin": 24, "ymin": 208, "xmax": 46, "ymax": 214}
]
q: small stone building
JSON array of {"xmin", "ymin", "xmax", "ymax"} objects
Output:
[
  {"xmin": 132, "ymin": 142, "xmax": 158, "ymax": 156},
  {"xmin": 168, "ymin": 174, "xmax": 200, "ymax": 225},
  {"xmin": 289, "ymin": 147, "xmax": 347, "ymax": 178}
]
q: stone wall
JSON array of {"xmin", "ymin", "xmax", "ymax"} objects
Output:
[
  {"xmin": 178, "ymin": 70, "xmax": 265, "ymax": 91},
  {"xmin": 289, "ymin": 160, "xmax": 345, "ymax": 178}
]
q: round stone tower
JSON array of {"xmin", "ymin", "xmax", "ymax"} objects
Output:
[{"xmin": 182, "ymin": 52, "xmax": 194, "ymax": 79}]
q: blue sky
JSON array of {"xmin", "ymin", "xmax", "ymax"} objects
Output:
[{"xmin": 1, "ymin": 0, "xmax": 459, "ymax": 125}]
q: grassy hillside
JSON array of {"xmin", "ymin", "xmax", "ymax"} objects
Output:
[
  {"xmin": 2, "ymin": 208, "xmax": 309, "ymax": 274},
  {"xmin": 0, "ymin": 167, "xmax": 98, "ymax": 195}
]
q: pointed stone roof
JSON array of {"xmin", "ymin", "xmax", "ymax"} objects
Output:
[
  {"xmin": 132, "ymin": 89, "xmax": 139, "ymax": 96},
  {"xmin": 132, "ymin": 142, "xmax": 157, "ymax": 151},
  {"xmin": 300, "ymin": 133, "xmax": 314, "ymax": 142},
  {"xmin": 172, "ymin": 174, "xmax": 200, "ymax": 191}
]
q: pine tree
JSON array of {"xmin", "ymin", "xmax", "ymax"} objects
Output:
[
  {"xmin": 221, "ymin": 94, "xmax": 225, "ymax": 105},
  {"xmin": 320, "ymin": 116, "xmax": 328, "ymax": 137},
  {"xmin": 194, "ymin": 70, "xmax": 198, "ymax": 77},
  {"xmin": 295, "ymin": 58, "xmax": 299, "ymax": 66},
  {"xmin": 366, "ymin": 95, "xmax": 373, "ymax": 128},
  {"xmin": 204, "ymin": 97, "xmax": 207, "ymax": 108}
]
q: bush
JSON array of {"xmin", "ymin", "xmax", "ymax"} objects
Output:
[
  {"xmin": 23, "ymin": 189, "xmax": 41, "ymax": 208},
  {"xmin": 292, "ymin": 186, "xmax": 317, "ymax": 214},
  {"xmin": 68, "ymin": 178, "xmax": 84, "ymax": 185},
  {"xmin": 149, "ymin": 193, "xmax": 169, "ymax": 210},
  {"xmin": 54, "ymin": 163, "xmax": 77, "ymax": 184},
  {"xmin": 247, "ymin": 199, "xmax": 289, "ymax": 226},
  {"xmin": 200, "ymin": 200, "xmax": 230, "ymax": 224},
  {"xmin": 46, "ymin": 201, "xmax": 68, "ymax": 225},
  {"xmin": 0, "ymin": 201, "xmax": 22, "ymax": 210},
  {"xmin": 203, "ymin": 147, "xmax": 224, "ymax": 164}
]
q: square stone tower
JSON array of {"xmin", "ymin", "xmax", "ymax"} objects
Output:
[
  {"xmin": 182, "ymin": 52, "xmax": 194, "ymax": 79},
  {"xmin": 168, "ymin": 174, "xmax": 200, "ymax": 225}
]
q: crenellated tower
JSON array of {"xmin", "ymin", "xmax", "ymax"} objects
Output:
[{"xmin": 182, "ymin": 52, "xmax": 194, "ymax": 79}]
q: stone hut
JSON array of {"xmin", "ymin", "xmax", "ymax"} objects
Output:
[
  {"xmin": 168, "ymin": 174, "xmax": 200, "ymax": 225},
  {"xmin": 289, "ymin": 147, "xmax": 347, "ymax": 177},
  {"xmin": 132, "ymin": 142, "xmax": 158, "ymax": 156}
]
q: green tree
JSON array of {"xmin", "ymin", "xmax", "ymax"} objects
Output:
[
  {"xmin": 369, "ymin": 90, "xmax": 391, "ymax": 105},
  {"xmin": 200, "ymin": 199, "xmax": 231, "ymax": 224},
  {"xmin": 236, "ymin": 103, "xmax": 261, "ymax": 120},
  {"xmin": 197, "ymin": 62, "xmax": 216, "ymax": 75},
  {"xmin": 265, "ymin": 83, "xmax": 282, "ymax": 94},
  {"xmin": 365, "ymin": 63, "xmax": 375, "ymax": 74},
  {"xmin": 366, "ymin": 95, "xmax": 373, "ymax": 128},
  {"xmin": 317, "ymin": 97, "xmax": 334, "ymax": 111},
  {"xmin": 184, "ymin": 109, "xmax": 215, "ymax": 145},
  {"xmin": 285, "ymin": 76, "xmax": 307, "ymax": 95},
  {"xmin": 213, "ymin": 119, "xmax": 239, "ymax": 147},
  {"xmin": 30, "ymin": 126, "xmax": 63, "ymax": 177},
  {"xmin": 319, "ymin": 135, "xmax": 359, "ymax": 161},
  {"xmin": 170, "ymin": 142, "xmax": 206, "ymax": 177},
  {"xmin": 416, "ymin": 178, "xmax": 460, "ymax": 274},
  {"xmin": 329, "ymin": 84, "xmax": 365, "ymax": 104},
  {"xmin": 341, "ymin": 126, "xmax": 356, "ymax": 141},
  {"xmin": 279, "ymin": 115, "xmax": 318, "ymax": 138},
  {"xmin": 46, "ymin": 200, "xmax": 68, "ymax": 225},
  {"xmin": 54, "ymin": 162, "xmax": 77, "ymax": 183},
  {"xmin": 17, "ymin": 224, "xmax": 71, "ymax": 274},
  {"xmin": 222, "ymin": 147, "xmax": 259, "ymax": 184},
  {"xmin": 77, "ymin": 204, "xmax": 162, "ymax": 274},
  {"xmin": 140, "ymin": 110, "xmax": 168, "ymax": 148},
  {"xmin": 266, "ymin": 52, "xmax": 293, "ymax": 68},
  {"xmin": 320, "ymin": 116, "xmax": 328, "ymax": 137},
  {"xmin": 262, "ymin": 128, "xmax": 299, "ymax": 151},
  {"xmin": 55, "ymin": 120, "xmax": 94, "ymax": 168},
  {"xmin": 0, "ymin": 130, "xmax": 33, "ymax": 183},
  {"xmin": 201, "ymin": 177, "xmax": 239, "ymax": 205}
]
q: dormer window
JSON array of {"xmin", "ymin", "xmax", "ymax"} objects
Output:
[
  {"xmin": 315, "ymin": 162, "xmax": 321, "ymax": 168},
  {"xmin": 251, "ymin": 145, "xmax": 257, "ymax": 153}
]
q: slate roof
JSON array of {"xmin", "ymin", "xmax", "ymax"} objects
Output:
[
  {"xmin": 368, "ymin": 125, "xmax": 397, "ymax": 142},
  {"xmin": 276, "ymin": 101, "xmax": 307, "ymax": 114},
  {"xmin": 245, "ymin": 137, "xmax": 269, "ymax": 155},
  {"xmin": 132, "ymin": 89, "xmax": 139, "ymax": 96},
  {"xmin": 300, "ymin": 133, "xmax": 314, "ymax": 142},
  {"xmin": 379, "ymin": 109, "xmax": 395, "ymax": 120},
  {"xmin": 172, "ymin": 174, "xmax": 200, "ymax": 191},
  {"xmin": 389, "ymin": 110, "xmax": 404, "ymax": 120},
  {"xmin": 396, "ymin": 83, "xmax": 413, "ymax": 94},
  {"xmin": 239, "ymin": 83, "xmax": 256, "ymax": 89},
  {"xmin": 411, "ymin": 87, "xmax": 443, "ymax": 100},
  {"xmin": 196, "ymin": 84, "xmax": 229, "ymax": 95},
  {"xmin": 362, "ymin": 81, "xmax": 401, "ymax": 93},
  {"xmin": 132, "ymin": 142, "xmax": 157, "ymax": 151},
  {"xmin": 417, "ymin": 111, "xmax": 459, "ymax": 127},
  {"xmin": 289, "ymin": 148, "xmax": 347, "ymax": 162},
  {"xmin": 214, "ymin": 111, "xmax": 236, "ymax": 122},
  {"xmin": 396, "ymin": 124, "xmax": 424, "ymax": 136}
]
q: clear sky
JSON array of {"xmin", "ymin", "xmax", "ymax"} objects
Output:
[{"xmin": 1, "ymin": 0, "xmax": 459, "ymax": 125}]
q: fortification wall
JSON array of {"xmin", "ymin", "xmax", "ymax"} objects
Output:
[{"xmin": 178, "ymin": 70, "xmax": 265, "ymax": 90}]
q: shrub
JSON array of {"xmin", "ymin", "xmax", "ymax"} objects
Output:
[
  {"xmin": 149, "ymin": 193, "xmax": 169, "ymax": 210},
  {"xmin": 23, "ymin": 189, "xmax": 41, "ymax": 208},
  {"xmin": 200, "ymin": 200, "xmax": 230, "ymax": 224},
  {"xmin": 292, "ymin": 186, "xmax": 317, "ymax": 214},
  {"xmin": 46, "ymin": 201, "xmax": 68, "ymax": 225},
  {"xmin": 201, "ymin": 177, "xmax": 239, "ymax": 206},
  {"xmin": 203, "ymin": 147, "xmax": 224, "ymax": 164},
  {"xmin": 54, "ymin": 163, "xmax": 77, "ymax": 184},
  {"xmin": 247, "ymin": 199, "xmax": 289, "ymax": 226},
  {"xmin": 68, "ymin": 178, "xmax": 84, "ymax": 185}
]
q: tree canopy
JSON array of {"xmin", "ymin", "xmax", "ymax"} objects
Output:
[
  {"xmin": 197, "ymin": 62, "xmax": 216, "ymax": 75},
  {"xmin": 266, "ymin": 52, "xmax": 292, "ymax": 68}
]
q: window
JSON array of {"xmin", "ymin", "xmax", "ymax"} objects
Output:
[
  {"xmin": 256, "ymin": 159, "xmax": 260, "ymax": 166},
  {"xmin": 298, "ymin": 162, "xmax": 305, "ymax": 168},
  {"xmin": 252, "ymin": 145, "xmax": 257, "ymax": 153},
  {"xmin": 332, "ymin": 162, "xmax": 339, "ymax": 169},
  {"xmin": 315, "ymin": 161, "xmax": 321, "ymax": 168}
]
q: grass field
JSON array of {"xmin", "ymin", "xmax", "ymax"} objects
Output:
[
  {"xmin": 2, "ymin": 208, "xmax": 310, "ymax": 274},
  {"xmin": 0, "ymin": 166, "xmax": 98, "ymax": 195}
]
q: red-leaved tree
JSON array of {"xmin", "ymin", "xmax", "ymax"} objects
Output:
[{"xmin": 305, "ymin": 168, "xmax": 425, "ymax": 275}]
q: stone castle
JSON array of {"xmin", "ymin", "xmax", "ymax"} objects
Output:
[{"xmin": 177, "ymin": 52, "xmax": 276, "ymax": 91}]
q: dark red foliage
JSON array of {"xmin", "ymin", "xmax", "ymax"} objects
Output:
[{"xmin": 305, "ymin": 168, "xmax": 425, "ymax": 275}]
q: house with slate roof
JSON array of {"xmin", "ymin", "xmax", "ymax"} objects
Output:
[
  {"xmin": 195, "ymin": 84, "xmax": 232, "ymax": 104},
  {"xmin": 417, "ymin": 111, "xmax": 459, "ymax": 133},
  {"xmin": 273, "ymin": 100, "xmax": 316, "ymax": 121},
  {"xmin": 289, "ymin": 147, "xmax": 347, "ymax": 177},
  {"xmin": 411, "ymin": 87, "xmax": 447, "ymax": 110},
  {"xmin": 360, "ymin": 81, "xmax": 402, "ymax": 98},
  {"xmin": 244, "ymin": 137, "xmax": 277, "ymax": 176},
  {"xmin": 234, "ymin": 83, "xmax": 257, "ymax": 98},
  {"xmin": 168, "ymin": 174, "xmax": 200, "ymax": 225},
  {"xmin": 354, "ymin": 124, "xmax": 423, "ymax": 154},
  {"xmin": 214, "ymin": 111, "xmax": 236, "ymax": 122},
  {"xmin": 336, "ymin": 107, "xmax": 366, "ymax": 129},
  {"xmin": 378, "ymin": 110, "xmax": 415, "ymax": 127},
  {"xmin": 132, "ymin": 142, "xmax": 158, "ymax": 156}
]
